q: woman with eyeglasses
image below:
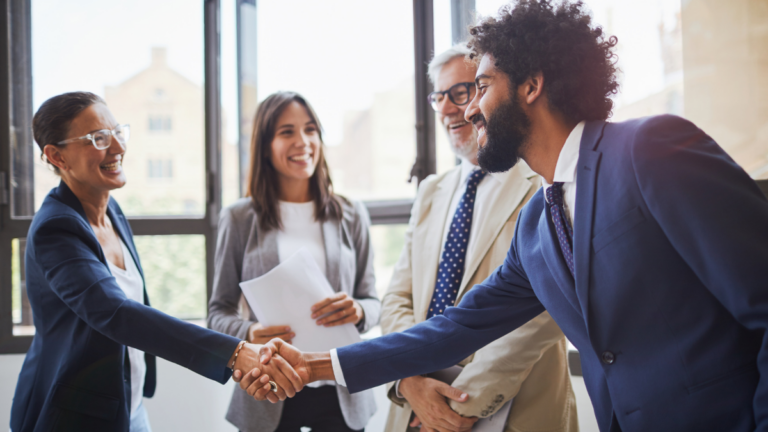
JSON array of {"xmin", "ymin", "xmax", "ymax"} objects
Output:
[
  {"xmin": 207, "ymin": 91, "xmax": 380, "ymax": 432},
  {"xmin": 10, "ymin": 92, "xmax": 292, "ymax": 432}
]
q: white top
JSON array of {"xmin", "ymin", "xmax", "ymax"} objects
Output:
[
  {"xmin": 275, "ymin": 200, "xmax": 332, "ymax": 387},
  {"xmin": 106, "ymin": 240, "xmax": 146, "ymax": 415},
  {"xmin": 331, "ymin": 158, "xmax": 514, "ymax": 389},
  {"xmin": 541, "ymin": 121, "xmax": 586, "ymax": 226},
  {"xmin": 276, "ymin": 201, "xmax": 326, "ymax": 277}
]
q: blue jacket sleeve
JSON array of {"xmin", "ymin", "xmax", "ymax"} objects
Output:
[
  {"xmin": 32, "ymin": 214, "xmax": 241, "ymax": 384},
  {"xmin": 630, "ymin": 115, "xmax": 768, "ymax": 429},
  {"xmin": 337, "ymin": 219, "xmax": 544, "ymax": 393}
]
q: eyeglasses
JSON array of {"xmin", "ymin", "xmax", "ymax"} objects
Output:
[
  {"xmin": 428, "ymin": 82, "xmax": 475, "ymax": 112},
  {"xmin": 56, "ymin": 124, "xmax": 130, "ymax": 150}
]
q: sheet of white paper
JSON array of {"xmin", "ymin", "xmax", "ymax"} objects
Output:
[
  {"xmin": 239, "ymin": 248, "xmax": 362, "ymax": 353},
  {"xmin": 428, "ymin": 366, "xmax": 513, "ymax": 432}
]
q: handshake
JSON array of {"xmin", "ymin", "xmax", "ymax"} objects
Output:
[{"xmin": 231, "ymin": 339, "xmax": 332, "ymax": 403}]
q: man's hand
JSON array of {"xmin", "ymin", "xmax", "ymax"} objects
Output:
[
  {"xmin": 230, "ymin": 342, "xmax": 303, "ymax": 402},
  {"xmin": 248, "ymin": 323, "xmax": 294, "ymax": 344},
  {"xmin": 236, "ymin": 338, "xmax": 336, "ymax": 403},
  {"xmin": 311, "ymin": 292, "xmax": 364, "ymax": 327},
  {"xmin": 399, "ymin": 375, "xmax": 478, "ymax": 432}
]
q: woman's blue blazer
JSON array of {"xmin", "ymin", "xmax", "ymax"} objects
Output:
[{"xmin": 11, "ymin": 181, "xmax": 240, "ymax": 431}]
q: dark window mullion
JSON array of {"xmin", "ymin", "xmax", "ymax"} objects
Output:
[
  {"xmin": 204, "ymin": 0, "xmax": 222, "ymax": 304},
  {"xmin": 411, "ymin": 0, "xmax": 436, "ymax": 185}
]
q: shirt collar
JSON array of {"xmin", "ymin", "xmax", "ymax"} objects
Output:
[
  {"xmin": 542, "ymin": 121, "xmax": 586, "ymax": 191},
  {"xmin": 552, "ymin": 121, "xmax": 586, "ymax": 184}
]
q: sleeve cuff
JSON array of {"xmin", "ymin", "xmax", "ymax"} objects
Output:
[
  {"xmin": 330, "ymin": 348, "xmax": 347, "ymax": 387},
  {"xmin": 395, "ymin": 379, "xmax": 404, "ymax": 398}
]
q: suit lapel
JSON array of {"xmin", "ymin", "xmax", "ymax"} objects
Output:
[
  {"xmin": 538, "ymin": 203, "xmax": 581, "ymax": 315},
  {"xmin": 573, "ymin": 121, "xmax": 606, "ymax": 319},
  {"xmin": 457, "ymin": 163, "xmax": 533, "ymax": 297},
  {"xmin": 106, "ymin": 201, "xmax": 149, "ymax": 304},
  {"xmin": 416, "ymin": 169, "xmax": 461, "ymax": 322},
  {"xmin": 322, "ymin": 217, "xmax": 342, "ymax": 293}
]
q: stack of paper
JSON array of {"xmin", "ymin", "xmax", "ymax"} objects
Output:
[{"xmin": 239, "ymin": 248, "xmax": 362, "ymax": 353}]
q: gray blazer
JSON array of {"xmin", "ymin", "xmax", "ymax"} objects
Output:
[{"xmin": 208, "ymin": 197, "xmax": 379, "ymax": 432}]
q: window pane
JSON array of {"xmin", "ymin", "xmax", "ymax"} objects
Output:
[
  {"xmin": 256, "ymin": 0, "xmax": 417, "ymax": 201},
  {"xmin": 12, "ymin": 238, "xmax": 35, "ymax": 336},
  {"xmin": 220, "ymin": 0, "xmax": 251, "ymax": 209},
  {"xmin": 31, "ymin": 0, "xmax": 206, "ymax": 216},
  {"xmin": 369, "ymin": 224, "xmax": 409, "ymax": 298},
  {"xmin": 133, "ymin": 235, "xmax": 207, "ymax": 320},
  {"xmin": 681, "ymin": 0, "xmax": 768, "ymax": 178}
]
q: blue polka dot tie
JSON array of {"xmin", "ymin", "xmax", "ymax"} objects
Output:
[
  {"xmin": 546, "ymin": 182, "xmax": 575, "ymax": 277},
  {"xmin": 427, "ymin": 169, "xmax": 487, "ymax": 319}
]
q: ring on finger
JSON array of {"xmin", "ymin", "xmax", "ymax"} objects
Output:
[{"xmin": 269, "ymin": 380, "xmax": 278, "ymax": 393}]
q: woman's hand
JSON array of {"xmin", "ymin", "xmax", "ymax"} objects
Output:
[
  {"xmin": 310, "ymin": 292, "xmax": 364, "ymax": 327},
  {"xmin": 248, "ymin": 323, "xmax": 294, "ymax": 344}
]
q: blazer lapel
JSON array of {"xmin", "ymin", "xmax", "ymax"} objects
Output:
[
  {"xmin": 255, "ymin": 224, "xmax": 280, "ymax": 276},
  {"xmin": 322, "ymin": 217, "xmax": 342, "ymax": 293},
  {"xmin": 458, "ymin": 163, "xmax": 533, "ymax": 297},
  {"xmin": 106, "ymin": 201, "xmax": 149, "ymax": 305},
  {"xmin": 538, "ymin": 204, "xmax": 581, "ymax": 315},
  {"xmin": 573, "ymin": 121, "xmax": 607, "ymax": 319},
  {"xmin": 415, "ymin": 169, "xmax": 461, "ymax": 323}
]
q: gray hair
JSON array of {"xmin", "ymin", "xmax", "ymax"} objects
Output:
[{"xmin": 427, "ymin": 44, "xmax": 473, "ymax": 86}]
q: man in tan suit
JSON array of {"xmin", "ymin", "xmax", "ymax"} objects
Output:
[{"xmin": 381, "ymin": 45, "xmax": 578, "ymax": 432}]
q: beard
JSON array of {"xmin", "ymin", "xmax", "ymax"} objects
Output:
[{"xmin": 477, "ymin": 93, "xmax": 531, "ymax": 173}]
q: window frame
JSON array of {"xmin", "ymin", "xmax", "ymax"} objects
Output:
[
  {"xmin": 0, "ymin": 0, "xmax": 443, "ymax": 355},
  {"xmin": 0, "ymin": 0, "xmax": 225, "ymax": 354}
]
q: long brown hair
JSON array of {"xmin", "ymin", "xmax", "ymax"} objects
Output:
[{"xmin": 246, "ymin": 91, "xmax": 342, "ymax": 232}]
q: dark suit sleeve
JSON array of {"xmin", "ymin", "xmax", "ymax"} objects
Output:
[
  {"xmin": 630, "ymin": 115, "xmax": 768, "ymax": 428},
  {"xmin": 337, "ymin": 215, "xmax": 545, "ymax": 393},
  {"xmin": 32, "ymin": 214, "xmax": 241, "ymax": 384}
]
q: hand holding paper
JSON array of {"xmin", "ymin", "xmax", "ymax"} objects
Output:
[
  {"xmin": 311, "ymin": 292, "xmax": 364, "ymax": 327},
  {"xmin": 239, "ymin": 248, "xmax": 362, "ymax": 353}
]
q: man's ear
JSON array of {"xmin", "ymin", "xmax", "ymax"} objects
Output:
[
  {"xmin": 520, "ymin": 72, "xmax": 545, "ymax": 105},
  {"xmin": 43, "ymin": 144, "xmax": 68, "ymax": 172}
]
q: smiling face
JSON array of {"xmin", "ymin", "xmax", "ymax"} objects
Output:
[
  {"xmin": 269, "ymin": 101, "xmax": 321, "ymax": 187},
  {"xmin": 44, "ymin": 103, "xmax": 127, "ymax": 194},
  {"xmin": 435, "ymin": 56, "xmax": 479, "ymax": 163},
  {"xmin": 465, "ymin": 54, "xmax": 531, "ymax": 173}
]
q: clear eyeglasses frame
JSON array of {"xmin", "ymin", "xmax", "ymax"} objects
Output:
[
  {"xmin": 55, "ymin": 124, "xmax": 130, "ymax": 150},
  {"xmin": 427, "ymin": 82, "xmax": 476, "ymax": 112}
]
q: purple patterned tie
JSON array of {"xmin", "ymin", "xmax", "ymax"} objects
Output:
[
  {"xmin": 427, "ymin": 169, "xmax": 487, "ymax": 319},
  {"xmin": 546, "ymin": 182, "xmax": 575, "ymax": 277}
]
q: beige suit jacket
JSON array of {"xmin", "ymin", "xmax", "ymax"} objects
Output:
[{"xmin": 381, "ymin": 162, "xmax": 578, "ymax": 432}]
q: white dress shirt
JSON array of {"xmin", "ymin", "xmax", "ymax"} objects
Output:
[
  {"xmin": 331, "ymin": 158, "xmax": 509, "ymax": 388},
  {"xmin": 106, "ymin": 241, "xmax": 146, "ymax": 415},
  {"xmin": 541, "ymin": 121, "xmax": 586, "ymax": 226}
]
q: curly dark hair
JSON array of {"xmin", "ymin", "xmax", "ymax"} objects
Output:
[{"xmin": 468, "ymin": 0, "xmax": 619, "ymax": 122}]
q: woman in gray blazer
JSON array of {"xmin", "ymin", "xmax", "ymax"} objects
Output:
[{"xmin": 208, "ymin": 92, "xmax": 379, "ymax": 432}]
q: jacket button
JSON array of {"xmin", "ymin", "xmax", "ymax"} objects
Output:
[{"xmin": 601, "ymin": 351, "xmax": 615, "ymax": 364}]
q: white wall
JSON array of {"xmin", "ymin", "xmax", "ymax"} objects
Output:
[{"xmin": 1, "ymin": 355, "xmax": 598, "ymax": 432}]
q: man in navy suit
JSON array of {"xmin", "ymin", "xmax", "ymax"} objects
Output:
[{"xmin": 237, "ymin": 1, "xmax": 768, "ymax": 431}]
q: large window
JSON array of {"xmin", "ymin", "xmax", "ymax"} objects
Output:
[
  {"xmin": 1, "ymin": 0, "xmax": 222, "ymax": 351},
  {"xmin": 0, "ymin": 0, "xmax": 429, "ymax": 353}
]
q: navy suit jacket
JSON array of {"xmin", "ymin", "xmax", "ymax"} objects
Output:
[
  {"xmin": 11, "ymin": 182, "xmax": 240, "ymax": 432},
  {"xmin": 337, "ymin": 115, "xmax": 768, "ymax": 432}
]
